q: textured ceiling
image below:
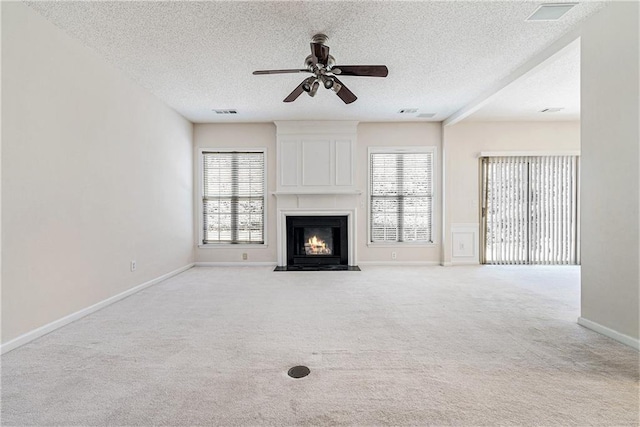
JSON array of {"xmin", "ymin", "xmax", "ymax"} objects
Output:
[
  {"xmin": 25, "ymin": 1, "xmax": 605, "ymax": 123},
  {"xmin": 468, "ymin": 39, "xmax": 581, "ymax": 121}
]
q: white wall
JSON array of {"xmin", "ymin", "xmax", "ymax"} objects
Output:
[
  {"xmin": 580, "ymin": 2, "xmax": 639, "ymax": 342},
  {"xmin": 357, "ymin": 122, "xmax": 442, "ymax": 264},
  {"xmin": 442, "ymin": 121, "xmax": 581, "ymax": 264},
  {"xmin": 193, "ymin": 122, "xmax": 442, "ymax": 265},
  {"xmin": 1, "ymin": 2, "xmax": 194, "ymax": 343},
  {"xmin": 193, "ymin": 123, "xmax": 278, "ymax": 263}
]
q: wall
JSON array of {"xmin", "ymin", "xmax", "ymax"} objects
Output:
[
  {"xmin": 2, "ymin": 2, "xmax": 194, "ymax": 344},
  {"xmin": 193, "ymin": 122, "xmax": 442, "ymax": 265},
  {"xmin": 442, "ymin": 121, "xmax": 581, "ymax": 264},
  {"xmin": 193, "ymin": 123, "xmax": 278, "ymax": 263},
  {"xmin": 357, "ymin": 122, "xmax": 442, "ymax": 264},
  {"xmin": 580, "ymin": 2, "xmax": 639, "ymax": 343}
]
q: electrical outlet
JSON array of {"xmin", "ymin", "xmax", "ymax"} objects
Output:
[
  {"xmin": 242, "ymin": 253, "xmax": 248, "ymax": 261},
  {"xmin": 459, "ymin": 242, "xmax": 465, "ymax": 250},
  {"xmin": 391, "ymin": 251, "xmax": 397, "ymax": 260},
  {"xmin": 130, "ymin": 260, "xmax": 136, "ymax": 272}
]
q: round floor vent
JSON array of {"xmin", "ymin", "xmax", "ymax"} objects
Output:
[{"xmin": 287, "ymin": 365, "xmax": 310, "ymax": 378}]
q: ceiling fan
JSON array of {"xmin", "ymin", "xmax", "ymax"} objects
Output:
[{"xmin": 253, "ymin": 34, "xmax": 388, "ymax": 104}]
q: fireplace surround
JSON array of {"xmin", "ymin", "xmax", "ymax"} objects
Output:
[
  {"xmin": 275, "ymin": 207, "xmax": 359, "ymax": 270},
  {"xmin": 286, "ymin": 215, "xmax": 348, "ymax": 269}
]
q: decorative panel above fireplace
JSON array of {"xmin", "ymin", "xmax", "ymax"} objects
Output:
[{"xmin": 275, "ymin": 121, "xmax": 357, "ymax": 194}]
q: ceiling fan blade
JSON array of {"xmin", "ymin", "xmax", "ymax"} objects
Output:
[
  {"xmin": 332, "ymin": 77, "xmax": 357, "ymax": 104},
  {"xmin": 253, "ymin": 69, "xmax": 310, "ymax": 75},
  {"xmin": 283, "ymin": 79, "xmax": 308, "ymax": 103},
  {"xmin": 332, "ymin": 65, "xmax": 389, "ymax": 77},
  {"xmin": 310, "ymin": 42, "xmax": 330, "ymax": 65}
]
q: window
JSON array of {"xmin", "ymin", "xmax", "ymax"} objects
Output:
[
  {"xmin": 369, "ymin": 148, "xmax": 434, "ymax": 244},
  {"xmin": 202, "ymin": 150, "xmax": 265, "ymax": 244}
]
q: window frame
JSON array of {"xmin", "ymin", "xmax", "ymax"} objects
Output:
[
  {"xmin": 198, "ymin": 147, "xmax": 268, "ymax": 248},
  {"xmin": 367, "ymin": 146, "xmax": 437, "ymax": 247}
]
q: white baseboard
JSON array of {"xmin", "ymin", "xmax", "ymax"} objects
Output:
[
  {"xmin": 578, "ymin": 317, "xmax": 639, "ymax": 350},
  {"xmin": 1, "ymin": 263, "xmax": 195, "ymax": 355},
  {"xmin": 357, "ymin": 261, "xmax": 440, "ymax": 266},
  {"xmin": 195, "ymin": 261, "xmax": 440, "ymax": 267},
  {"xmin": 194, "ymin": 262, "xmax": 277, "ymax": 267}
]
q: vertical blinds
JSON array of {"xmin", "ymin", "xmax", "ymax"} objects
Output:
[
  {"xmin": 203, "ymin": 151, "xmax": 264, "ymax": 244},
  {"xmin": 482, "ymin": 155, "xmax": 579, "ymax": 265},
  {"xmin": 370, "ymin": 152, "xmax": 433, "ymax": 243}
]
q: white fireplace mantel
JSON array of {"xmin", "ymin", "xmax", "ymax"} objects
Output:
[{"xmin": 272, "ymin": 190, "xmax": 362, "ymax": 196}]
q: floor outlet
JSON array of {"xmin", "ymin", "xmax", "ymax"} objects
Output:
[{"xmin": 130, "ymin": 260, "xmax": 137, "ymax": 272}]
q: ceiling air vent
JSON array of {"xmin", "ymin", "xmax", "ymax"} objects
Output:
[
  {"xmin": 213, "ymin": 109, "xmax": 238, "ymax": 114},
  {"xmin": 398, "ymin": 108, "xmax": 418, "ymax": 114},
  {"xmin": 539, "ymin": 107, "xmax": 564, "ymax": 113},
  {"xmin": 417, "ymin": 113, "xmax": 436, "ymax": 118},
  {"xmin": 526, "ymin": 3, "xmax": 577, "ymax": 21}
]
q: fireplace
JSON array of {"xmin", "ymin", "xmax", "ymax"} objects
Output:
[
  {"xmin": 274, "ymin": 206, "xmax": 359, "ymax": 271},
  {"xmin": 284, "ymin": 215, "xmax": 349, "ymax": 270}
]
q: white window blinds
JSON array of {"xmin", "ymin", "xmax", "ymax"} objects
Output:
[
  {"xmin": 203, "ymin": 151, "xmax": 265, "ymax": 244},
  {"xmin": 370, "ymin": 151, "xmax": 433, "ymax": 243},
  {"xmin": 482, "ymin": 155, "xmax": 579, "ymax": 265}
]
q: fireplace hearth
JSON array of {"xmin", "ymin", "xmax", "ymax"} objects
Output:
[{"xmin": 275, "ymin": 215, "xmax": 359, "ymax": 271}]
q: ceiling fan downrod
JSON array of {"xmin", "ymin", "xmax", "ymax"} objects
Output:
[{"xmin": 311, "ymin": 33, "xmax": 329, "ymax": 45}]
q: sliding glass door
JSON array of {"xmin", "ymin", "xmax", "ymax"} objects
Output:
[{"xmin": 481, "ymin": 156, "xmax": 580, "ymax": 265}]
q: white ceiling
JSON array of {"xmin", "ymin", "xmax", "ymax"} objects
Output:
[
  {"xmin": 26, "ymin": 1, "xmax": 604, "ymax": 123},
  {"xmin": 468, "ymin": 38, "xmax": 581, "ymax": 121}
]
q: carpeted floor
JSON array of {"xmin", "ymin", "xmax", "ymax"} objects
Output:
[{"xmin": 2, "ymin": 266, "xmax": 638, "ymax": 426}]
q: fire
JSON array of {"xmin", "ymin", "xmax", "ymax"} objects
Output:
[{"xmin": 305, "ymin": 235, "xmax": 332, "ymax": 255}]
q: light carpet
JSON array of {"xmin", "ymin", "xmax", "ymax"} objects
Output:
[{"xmin": 2, "ymin": 266, "xmax": 638, "ymax": 426}]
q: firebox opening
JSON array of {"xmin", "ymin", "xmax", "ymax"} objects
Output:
[
  {"xmin": 303, "ymin": 228, "xmax": 333, "ymax": 256},
  {"xmin": 283, "ymin": 215, "xmax": 354, "ymax": 271}
]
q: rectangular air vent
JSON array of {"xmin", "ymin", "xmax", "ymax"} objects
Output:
[
  {"xmin": 398, "ymin": 108, "xmax": 418, "ymax": 114},
  {"xmin": 213, "ymin": 109, "xmax": 238, "ymax": 114},
  {"xmin": 539, "ymin": 107, "xmax": 564, "ymax": 113},
  {"xmin": 526, "ymin": 3, "xmax": 576, "ymax": 21},
  {"xmin": 417, "ymin": 113, "xmax": 436, "ymax": 118}
]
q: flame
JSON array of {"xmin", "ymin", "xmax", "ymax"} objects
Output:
[{"xmin": 305, "ymin": 235, "xmax": 331, "ymax": 255}]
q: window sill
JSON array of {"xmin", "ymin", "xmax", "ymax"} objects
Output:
[{"xmin": 198, "ymin": 244, "xmax": 269, "ymax": 249}]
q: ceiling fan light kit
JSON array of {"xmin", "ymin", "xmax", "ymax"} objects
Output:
[{"xmin": 253, "ymin": 34, "xmax": 388, "ymax": 104}]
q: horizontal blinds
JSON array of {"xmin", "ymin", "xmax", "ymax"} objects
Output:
[
  {"xmin": 203, "ymin": 151, "xmax": 264, "ymax": 244},
  {"xmin": 370, "ymin": 152, "xmax": 433, "ymax": 243},
  {"xmin": 483, "ymin": 155, "xmax": 578, "ymax": 265}
]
